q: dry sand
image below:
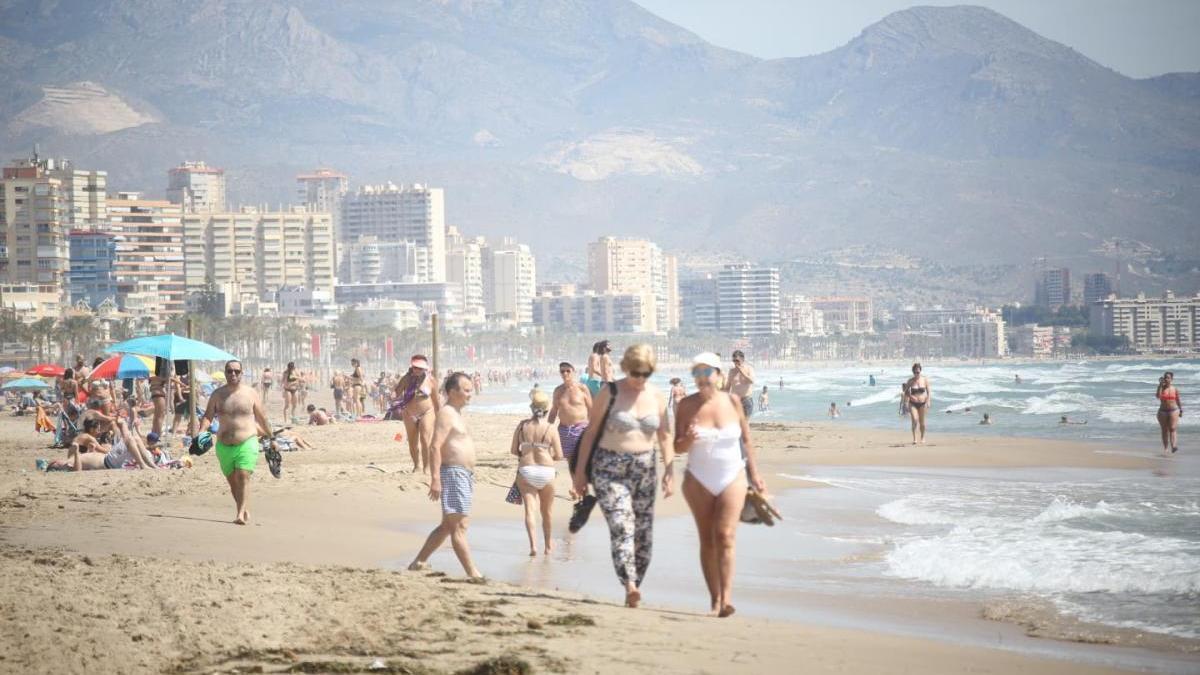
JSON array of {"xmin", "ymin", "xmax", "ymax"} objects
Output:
[{"xmin": 0, "ymin": 400, "xmax": 1172, "ymax": 674}]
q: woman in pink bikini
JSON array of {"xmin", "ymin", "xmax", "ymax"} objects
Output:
[{"xmin": 1156, "ymin": 371, "xmax": 1182, "ymax": 455}]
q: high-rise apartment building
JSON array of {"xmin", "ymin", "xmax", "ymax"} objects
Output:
[
  {"xmin": 0, "ymin": 157, "xmax": 69, "ymax": 296},
  {"xmin": 1036, "ymin": 267, "xmax": 1071, "ymax": 308},
  {"xmin": 446, "ymin": 226, "xmax": 485, "ymax": 327},
  {"xmin": 340, "ymin": 183, "xmax": 445, "ymax": 282},
  {"xmin": 297, "ymin": 168, "xmax": 347, "ymax": 222},
  {"xmin": 106, "ymin": 192, "xmax": 186, "ymax": 318},
  {"xmin": 586, "ymin": 236, "xmax": 679, "ymax": 333},
  {"xmin": 167, "ymin": 161, "xmax": 226, "ymax": 213},
  {"xmin": 935, "ymin": 309, "xmax": 1007, "ymax": 357},
  {"xmin": 717, "ymin": 264, "xmax": 780, "ymax": 337},
  {"xmin": 342, "ymin": 237, "xmax": 430, "ymax": 284},
  {"xmin": 1091, "ymin": 291, "xmax": 1199, "ymax": 350},
  {"xmin": 183, "ymin": 207, "xmax": 335, "ymax": 298},
  {"xmin": 1083, "ymin": 272, "xmax": 1114, "ymax": 305},
  {"xmin": 67, "ymin": 230, "xmax": 119, "ymax": 309},
  {"xmin": 47, "ymin": 160, "xmax": 107, "ymax": 227},
  {"xmin": 812, "ymin": 297, "xmax": 874, "ymax": 334},
  {"xmin": 482, "ymin": 237, "xmax": 536, "ymax": 327},
  {"xmin": 679, "ymin": 273, "xmax": 719, "ymax": 333}
]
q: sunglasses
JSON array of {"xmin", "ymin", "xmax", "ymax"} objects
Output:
[
  {"xmin": 692, "ymin": 367, "xmax": 715, "ymax": 378},
  {"xmin": 559, "ymin": 370, "xmax": 572, "ymax": 375},
  {"xmin": 629, "ymin": 370, "xmax": 653, "ymax": 379},
  {"xmin": 225, "ymin": 369, "xmax": 242, "ymax": 375}
]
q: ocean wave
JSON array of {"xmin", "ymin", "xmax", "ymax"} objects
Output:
[
  {"xmin": 849, "ymin": 389, "xmax": 899, "ymax": 407},
  {"xmin": 884, "ymin": 527, "xmax": 1200, "ymax": 595},
  {"xmin": 1022, "ymin": 392, "xmax": 1097, "ymax": 415}
]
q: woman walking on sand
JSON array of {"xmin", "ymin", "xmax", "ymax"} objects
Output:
[
  {"xmin": 510, "ymin": 389, "xmax": 563, "ymax": 556},
  {"xmin": 1156, "ymin": 371, "xmax": 1182, "ymax": 454},
  {"xmin": 675, "ymin": 352, "xmax": 767, "ymax": 618},
  {"xmin": 905, "ymin": 363, "xmax": 931, "ymax": 445},
  {"xmin": 573, "ymin": 344, "xmax": 675, "ymax": 608},
  {"xmin": 282, "ymin": 362, "xmax": 301, "ymax": 423}
]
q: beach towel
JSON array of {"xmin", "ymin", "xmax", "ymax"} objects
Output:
[{"xmin": 34, "ymin": 406, "xmax": 54, "ymax": 433}]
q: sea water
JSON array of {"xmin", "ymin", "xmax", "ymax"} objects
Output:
[{"xmin": 449, "ymin": 359, "xmax": 1200, "ymax": 658}]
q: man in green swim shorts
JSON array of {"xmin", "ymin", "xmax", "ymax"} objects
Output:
[{"xmin": 199, "ymin": 360, "xmax": 272, "ymax": 525}]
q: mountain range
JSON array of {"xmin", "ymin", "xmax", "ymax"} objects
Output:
[{"xmin": 1, "ymin": 0, "xmax": 1197, "ymax": 280}]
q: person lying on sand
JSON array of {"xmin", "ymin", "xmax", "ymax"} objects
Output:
[{"xmin": 47, "ymin": 418, "xmax": 159, "ymax": 471}]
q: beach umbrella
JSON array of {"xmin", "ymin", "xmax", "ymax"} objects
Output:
[
  {"xmin": 210, "ymin": 370, "xmax": 226, "ymax": 382},
  {"xmin": 89, "ymin": 354, "xmax": 156, "ymax": 380},
  {"xmin": 26, "ymin": 363, "xmax": 65, "ymax": 377},
  {"xmin": 106, "ymin": 334, "xmax": 238, "ymax": 362},
  {"xmin": 2, "ymin": 377, "xmax": 51, "ymax": 391},
  {"xmin": 0, "ymin": 366, "xmax": 16, "ymax": 374}
]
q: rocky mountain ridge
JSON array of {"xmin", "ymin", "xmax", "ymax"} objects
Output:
[{"xmin": 1, "ymin": 0, "xmax": 1196, "ymax": 272}]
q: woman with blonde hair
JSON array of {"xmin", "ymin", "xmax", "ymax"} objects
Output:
[
  {"xmin": 511, "ymin": 388, "xmax": 564, "ymax": 556},
  {"xmin": 573, "ymin": 344, "xmax": 674, "ymax": 608},
  {"xmin": 675, "ymin": 352, "xmax": 767, "ymax": 618}
]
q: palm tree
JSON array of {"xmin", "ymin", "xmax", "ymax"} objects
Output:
[
  {"xmin": 29, "ymin": 317, "xmax": 56, "ymax": 361},
  {"xmin": 57, "ymin": 314, "xmax": 100, "ymax": 359}
]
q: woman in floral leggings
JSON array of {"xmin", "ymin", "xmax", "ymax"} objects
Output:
[{"xmin": 573, "ymin": 344, "xmax": 675, "ymax": 608}]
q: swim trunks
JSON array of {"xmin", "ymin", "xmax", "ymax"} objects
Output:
[
  {"xmin": 558, "ymin": 422, "xmax": 587, "ymax": 463},
  {"xmin": 740, "ymin": 396, "xmax": 754, "ymax": 419},
  {"xmin": 439, "ymin": 465, "xmax": 474, "ymax": 515},
  {"xmin": 215, "ymin": 435, "xmax": 259, "ymax": 476}
]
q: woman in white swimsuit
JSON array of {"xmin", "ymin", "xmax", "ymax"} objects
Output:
[
  {"xmin": 674, "ymin": 352, "xmax": 767, "ymax": 618},
  {"xmin": 510, "ymin": 389, "xmax": 564, "ymax": 557}
]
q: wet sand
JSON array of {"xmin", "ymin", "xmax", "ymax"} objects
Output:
[{"xmin": 0, "ymin": 397, "xmax": 1181, "ymax": 674}]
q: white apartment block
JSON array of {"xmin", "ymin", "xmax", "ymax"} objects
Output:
[
  {"xmin": 1091, "ymin": 291, "xmax": 1200, "ymax": 350},
  {"xmin": 586, "ymin": 236, "xmax": 679, "ymax": 333},
  {"xmin": 812, "ymin": 297, "xmax": 874, "ymax": 334},
  {"xmin": 483, "ymin": 237, "xmax": 536, "ymax": 327},
  {"xmin": 446, "ymin": 226, "xmax": 486, "ymax": 327},
  {"xmin": 533, "ymin": 290, "xmax": 653, "ymax": 333},
  {"xmin": 341, "ymin": 183, "xmax": 445, "ymax": 282},
  {"xmin": 342, "ymin": 237, "xmax": 430, "ymax": 284},
  {"xmin": 935, "ymin": 309, "xmax": 1007, "ymax": 357},
  {"xmin": 781, "ymin": 295, "xmax": 825, "ymax": 336},
  {"xmin": 167, "ymin": 161, "xmax": 226, "ymax": 213},
  {"xmin": 183, "ymin": 207, "xmax": 335, "ymax": 298},
  {"xmin": 717, "ymin": 264, "xmax": 780, "ymax": 337},
  {"xmin": 1, "ymin": 158, "xmax": 69, "ymax": 295}
]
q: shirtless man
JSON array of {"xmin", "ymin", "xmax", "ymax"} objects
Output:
[
  {"xmin": 330, "ymin": 371, "xmax": 348, "ymax": 417},
  {"xmin": 199, "ymin": 360, "xmax": 272, "ymax": 525},
  {"xmin": 722, "ymin": 350, "xmax": 757, "ymax": 419},
  {"xmin": 407, "ymin": 372, "xmax": 482, "ymax": 578},
  {"xmin": 548, "ymin": 362, "xmax": 592, "ymax": 477}
]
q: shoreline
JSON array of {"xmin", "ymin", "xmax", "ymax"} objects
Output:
[{"xmin": 0, "ymin": 408, "xmax": 1194, "ymax": 673}]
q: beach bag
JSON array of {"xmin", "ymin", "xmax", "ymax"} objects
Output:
[
  {"xmin": 505, "ymin": 481, "xmax": 522, "ymax": 505},
  {"xmin": 569, "ymin": 382, "xmax": 617, "ymax": 532}
]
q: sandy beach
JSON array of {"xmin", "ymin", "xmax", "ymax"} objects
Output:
[{"xmin": 0, "ymin": 395, "xmax": 1191, "ymax": 674}]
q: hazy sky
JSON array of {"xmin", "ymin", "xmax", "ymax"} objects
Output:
[{"xmin": 634, "ymin": 0, "xmax": 1200, "ymax": 78}]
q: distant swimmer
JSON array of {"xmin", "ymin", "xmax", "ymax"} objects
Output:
[
  {"xmin": 1156, "ymin": 371, "xmax": 1182, "ymax": 455},
  {"xmin": 779, "ymin": 377, "xmax": 784, "ymax": 391},
  {"xmin": 1060, "ymin": 415, "xmax": 1088, "ymax": 425},
  {"xmin": 828, "ymin": 402, "xmax": 839, "ymax": 418},
  {"xmin": 979, "ymin": 413, "xmax": 992, "ymax": 425},
  {"xmin": 905, "ymin": 363, "xmax": 931, "ymax": 445},
  {"xmin": 758, "ymin": 386, "xmax": 770, "ymax": 412},
  {"xmin": 1014, "ymin": 374, "xmax": 1022, "ymax": 384},
  {"xmin": 869, "ymin": 374, "xmax": 876, "ymax": 387}
]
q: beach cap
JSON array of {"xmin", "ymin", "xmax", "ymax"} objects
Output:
[
  {"xmin": 410, "ymin": 356, "xmax": 430, "ymax": 370},
  {"xmin": 146, "ymin": 431, "xmax": 160, "ymax": 445},
  {"xmin": 529, "ymin": 388, "xmax": 550, "ymax": 410},
  {"xmin": 691, "ymin": 352, "xmax": 722, "ymax": 370}
]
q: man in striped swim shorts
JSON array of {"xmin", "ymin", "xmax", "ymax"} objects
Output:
[
  {"xmin": 549, "ymin": 362, "xmax": 592, "ymax": 479},
  {"xmin": 408, "ymin": 372, "xmax": 482, "ymax": 579}
]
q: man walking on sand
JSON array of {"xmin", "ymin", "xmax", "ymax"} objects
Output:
[
  {"xmin": 199, "ymin": 360, "xmax": 272, "ymax": 525},
  {"xmin": 408, "ymin": 372, "xmax": 482, "ymax": 578},
  {"xmin": 723, "ymin": 350, "xmax": 757, "ymax": 419},
  {"xmin": 548, "ymin": 361, "xmax": 592, "ymax": 476}
]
